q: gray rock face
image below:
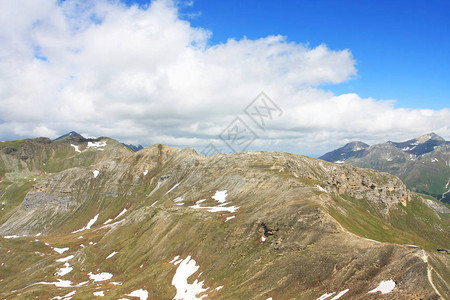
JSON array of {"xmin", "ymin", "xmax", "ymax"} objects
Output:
[
  {"xmin": 425, "ymin": 198, "xmax": 450, "ymax": 214},
  {"xmin": 21, "ymin": 192, "xmax": 74, "ymax": 211}
]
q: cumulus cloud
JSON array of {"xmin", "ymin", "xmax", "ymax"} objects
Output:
[{"xmin": 0, "ymin": 0, "xmax": 448, "ymax": 154}]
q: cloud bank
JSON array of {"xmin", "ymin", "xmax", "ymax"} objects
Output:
[{"xmin": 0, "ymin": 0, "xmax": 448, "ymax": 154}]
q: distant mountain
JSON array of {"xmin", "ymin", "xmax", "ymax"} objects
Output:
[
  {"xmin": 320, "ymin": 133, "xmax": 450, "ymax": 203},
  {"xmin": 54, "ymin": 132, "xmax": 143, "ymax": 152},
  {"xmin": 319, "ymin": 141, "xmax": 369, "ymax": 163},
  {"xmin": 0, "ymin": 136, "xmax": 448, "ymax": 298},
  {"xmin": 388, "ymin": 132, "xmax": 446, "ymax": 156},
  {"xmin": 53, "ymin": 131, "xmax": 84, "ymax": 142},
  {"xmin": 0, "ymin": 135, "xmax": 131, "ymax": 179},
  {"xmin": 122, "ymin": 143, "xmax": 144, "ymax": 152}
]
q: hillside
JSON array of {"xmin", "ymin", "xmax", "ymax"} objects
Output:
[
  {"xmin": 320, "ymin": 133, "xmax": 450, "ymax": 204},
  {"xmin": 0, "ymin": 135, "xmax": 448, "ymax": 299}
]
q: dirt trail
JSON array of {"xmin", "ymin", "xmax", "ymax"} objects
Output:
[{"xmin": 421, "ymin": 250, "xmax": 444, "ymax": 299}]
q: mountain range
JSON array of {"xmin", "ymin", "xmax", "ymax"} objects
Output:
[
  {"xmin": 52, "ymin": 131, "xmax": 144, "ymax": 153},
  {"xmin": 0, "ymin": 133, "xmax": 448, "ymax": 299},
  {"xmin": 320, "ymin": 133, "xmax": 450, "ymax": 204}
]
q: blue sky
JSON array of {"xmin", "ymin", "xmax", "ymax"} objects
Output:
[{"xmin": 126, "ymin": 0, "xmax": 450, "ymax": 109}]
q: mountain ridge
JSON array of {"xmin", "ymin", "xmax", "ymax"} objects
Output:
[
  {"xmin": 320, "ymin": 133, "xmax": 450, "ymax": 204},
  {"xmin": 0, "ymin": 134, "xmax": 448, "ymax": 299}
]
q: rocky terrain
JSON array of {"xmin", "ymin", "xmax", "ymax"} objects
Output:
[
  {"xmin": 0, "ymin": 134, "xmax": 448, "ymax": 299},
  {"xmin": 320, "ymin": 133, "xmax": 450, "ymax": 204}
]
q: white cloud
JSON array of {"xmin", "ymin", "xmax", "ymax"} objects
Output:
[{"xmin": 0, "ymin": 0, "xmax": 448, "ymax": 155}]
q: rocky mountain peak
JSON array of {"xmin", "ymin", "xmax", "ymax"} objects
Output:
[
  {"xmin": 122, "ymin": 143, "xmax": 144, "ymax": 152},
  {"xmin": 416, "ymin": 132, "xmax": 445, "ymax": 143},
  {"xmin": 53, "ymin": 131, "xmax": 84, "ymax": 142},
  {"xmin": 318, "ymin": 141, "xmax": 369, "ymax": 163},
  {"xmin": 346, "ymin": 141, "xmax": 369, "ymax": 151}
]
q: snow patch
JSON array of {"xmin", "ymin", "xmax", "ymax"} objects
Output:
[
  {"xmin": 368, "ymin": 280, "xmax": 395, "ymax": 294},
  {"xmin": 85, "ymin": 214, "xmax": 99, "ymax": 229},
  {"xmin": 115, "ymin": 208, "xmax": 127, "ymax": 219},
  {"xmin": 212, "ymin": 190, "xmax": 227, "ymax": 203},
  {"xmin": 87, "ymin": 141, "xmax": 107, "ymax": 150},
  {"xmin": 106, "ymin": 251, "xmax": 118, "ymax": 260},
  {"xmin": 4, "ymin": 235, "xmax": 20, "ymax": 239},
  {"xmin": 55, "ymin": 263, "xmax": 73, "ymax": 277},
  {"xmin": 93, "ymin": 170, "xmax": 99, "ymax": 178},
  {"xmin": 56, "ymin": 255, "xmax": 74, "ymax": 263},
  {"xmin": 334, "ymin": 160, "xmax": 345, "ymax": 164},
  {"xmin": 93, "ymin": 291, "xmax": 105, "ymax": 297},
  {"xmin": 261, "ymin": 236, "xmax": 266, "ymax": 242},
  {"xmin": 174, "ymin": 197, "xmax": 185, "ymax": 205},
  {"xmin": 52, "ymin": 290, "xmax": 76, "ymax": 300},
  {"xmin": 330, "ymin": 289, "xmax": 349, "ymax": 299},
  {"xmin": 317, "ymin": 288, "xmax": 349, "ymax": 300},
  {"xmin": 317, "ymin": 292, "xmax": 335, "ymax": 300},
  {"xmin": 99, "ymin": 218, "xmax": 126, "ymax": 230},
  {"xmin": 317, "ymin": 185, "xmax": 327, "ymax": 193},
  {"xmin": 170, "ymin": 256, "xmax": 180, "ymax": 263},
  {"xmin": 171, "ymin": 256, "xmax": 210, "ymax": 299},
  {"xmin": 125, "ymin": 289, "xmax": 149, "ymax": 300},
  {"xmin": 165, "ymin": 183, "xmax": 180, "ymax": 196},
  {"xmin": 88, "ymin": 272, "xmax": 113, "ymax": 282},
  {"xmin": 189, "ymin": 203, "xmax": 239, "ymax": 213},
  {"xmin": 143, "ymin": 170, "xmax": 148, "ymax": 176},
  {"xmin": 33, "ymin": 279, "xmax": 73, "ymax": 287},
  {"xmin": 189, "ymin": 191, "xmax": 238, "ymax": 214},
  {"xmin": 71, "ymin": 144, "xmax": 81, "ymax": 153},
  {"xmin": 225, "ymin": 216, "xmax": 235, "ymax": 222},
  {"xmin": 72, "ymin": 213, "xmax": 99, "ymax": 233},
  {"xmin": 53, "ymin": 247, "xmax": 70, "ymax": 254}
]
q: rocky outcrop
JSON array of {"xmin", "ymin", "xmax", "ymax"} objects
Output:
[
  {"xmin": 326, "ymin": 168, "xmax": 411, "ymax": 208},
  {"xmin": 21, "ymin": 192, "xmax": 74, "ymax": 210},
  {"xmin": 267, "ymin": 154, "xmax": 411, "ymax": 209}
]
